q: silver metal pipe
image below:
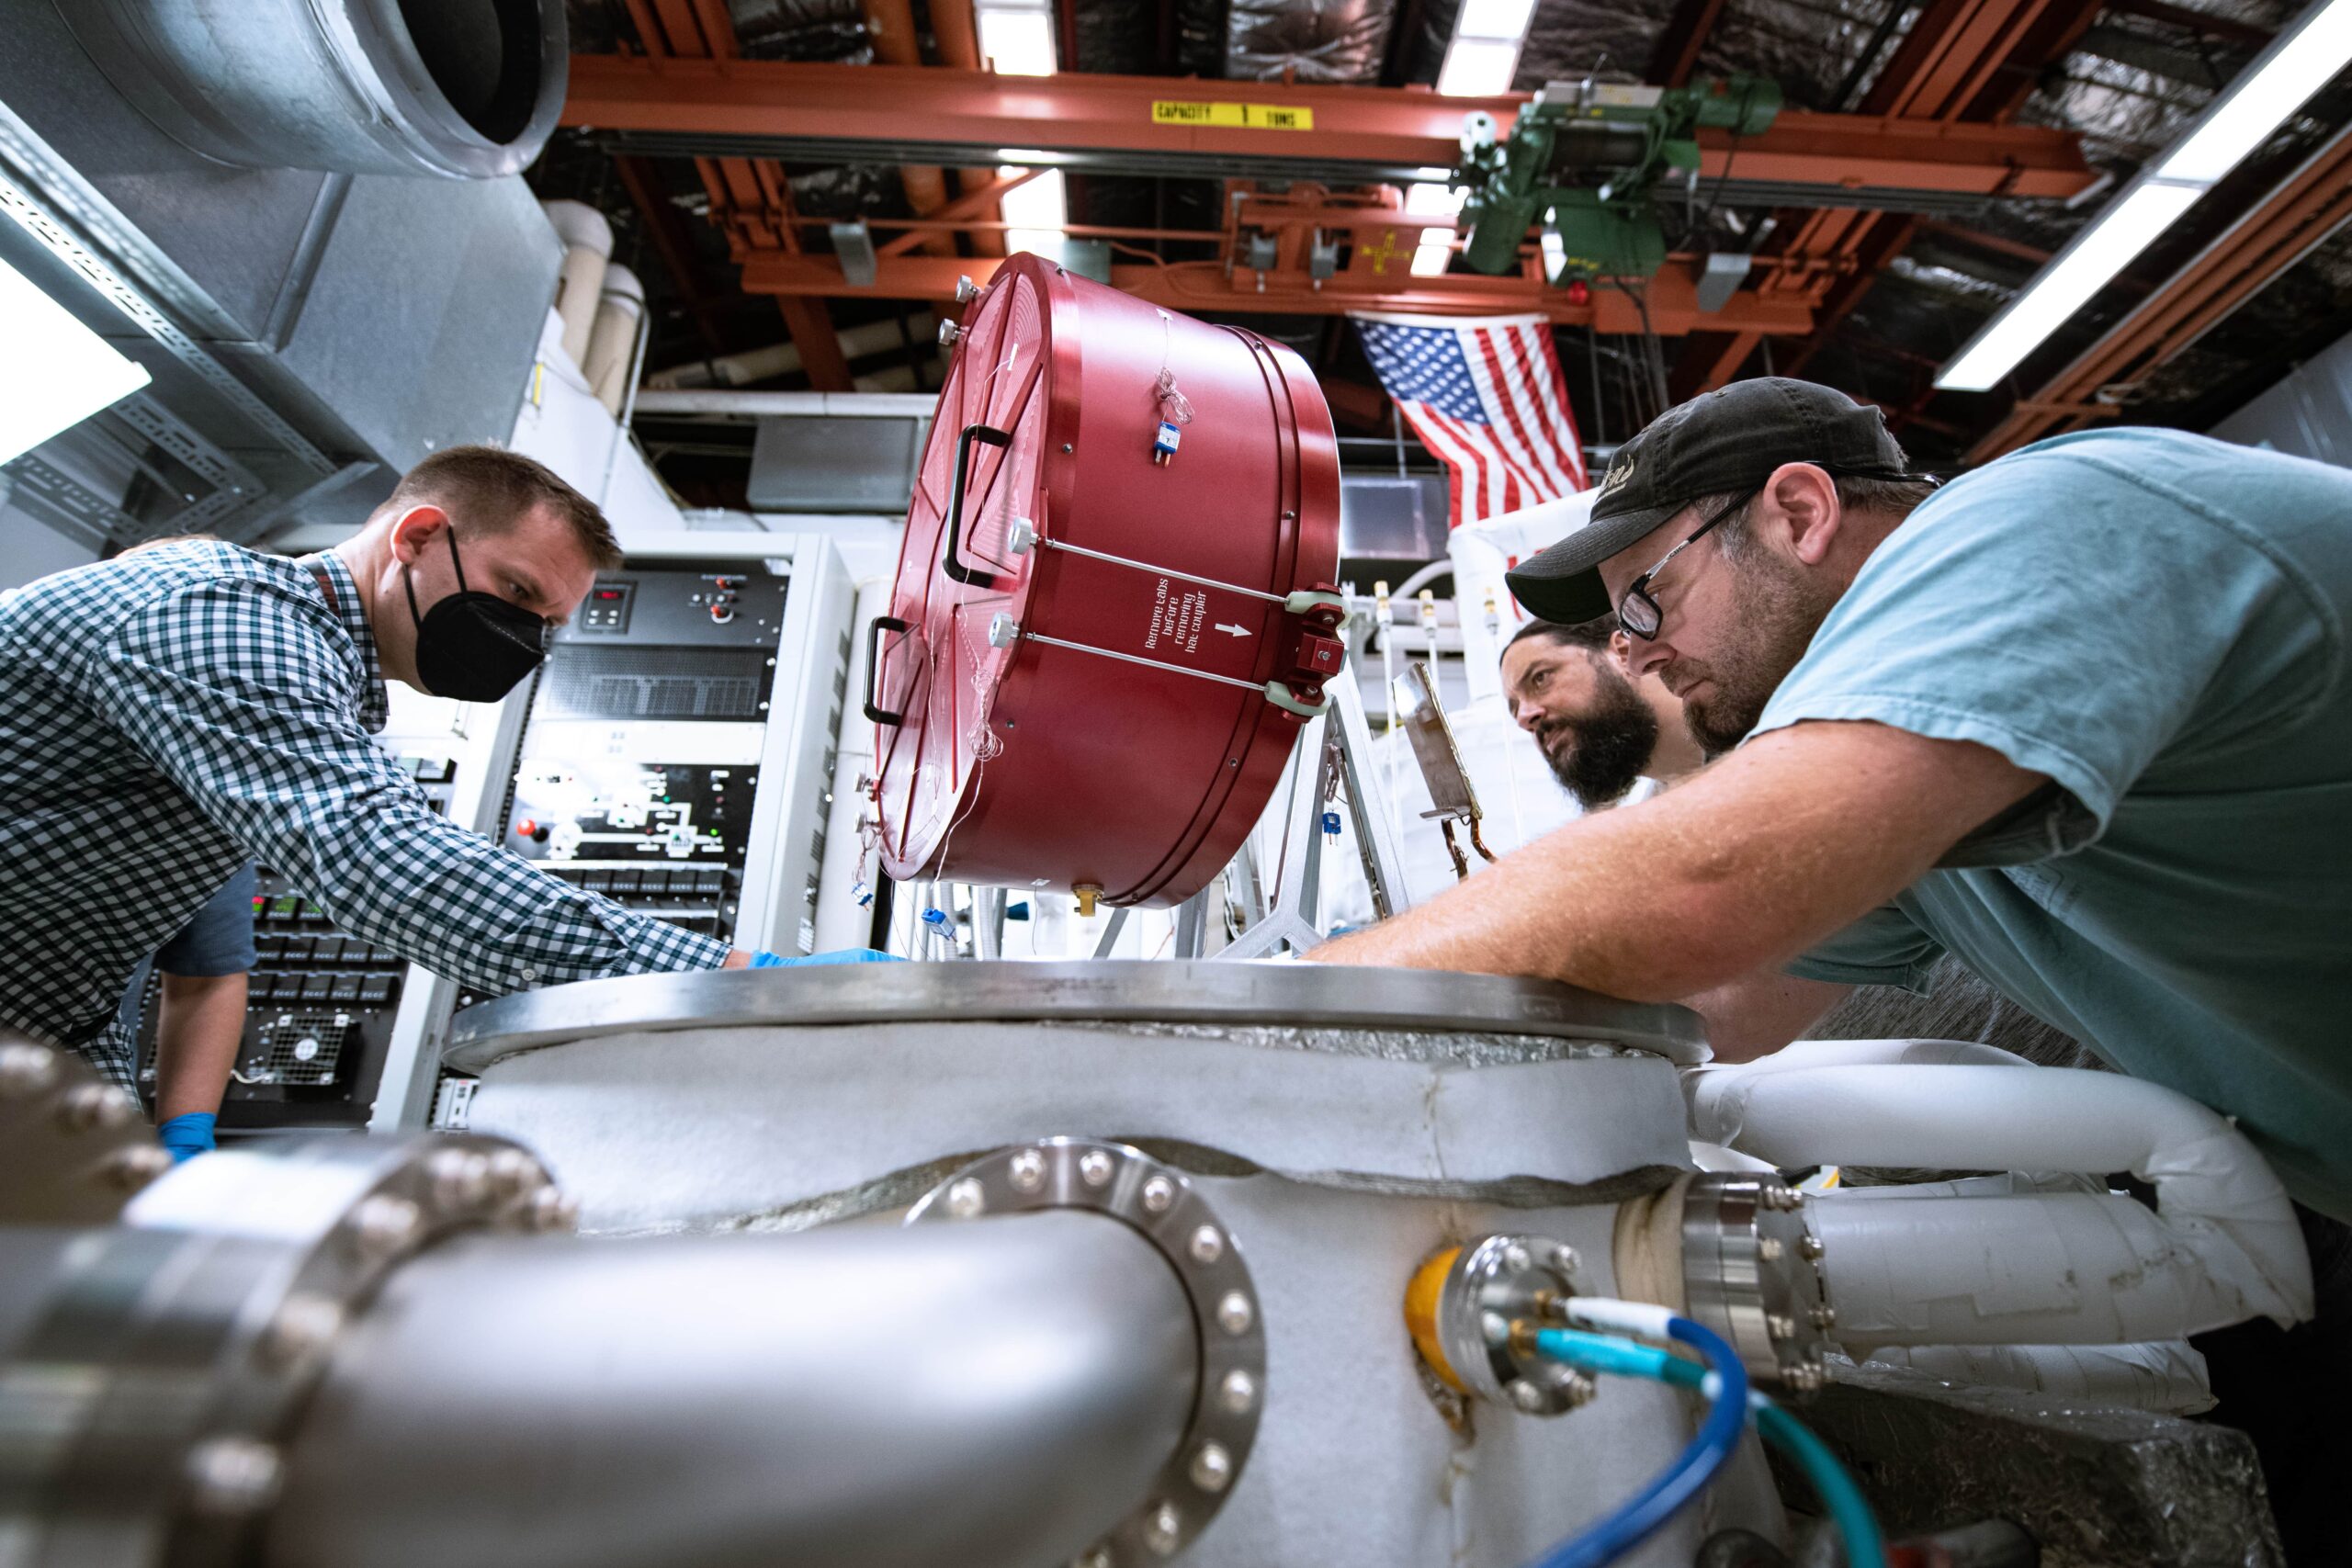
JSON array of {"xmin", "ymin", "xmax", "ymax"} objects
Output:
[
  {"xmin": 59, "ymin": 0, "xmax": 568, "ymax": 178},
  {"xmin": 266, "ymin": 1211, "xmax": 1199, "ymax": 1568},
  {"xmin": 1018, "ymin": 628, "xmax": 1268, "ymax": 694},
  {"xmin": 1032, "ymin": 537, "xmax": 1289, "ymax": 608}
]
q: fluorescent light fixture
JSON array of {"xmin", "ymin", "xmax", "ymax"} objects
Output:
[
  {"xmin": 1001, "ymin": 166, "xmax": 1069, "ymax": 254},
  {"xmin": 0, "ymin": 254, "xmax": 151, "ymax": 466},
  {"xmin": 1456, "ymin": 0, "xmax": 1540, "ymax": 40},
  {"xmin": 1939, "ymin": 0, "xmax": 2352, "ymax": 391},
  {"xmin": 1407, "ymin": 184, "xmax": 1467, "ymax": 219},
  {"xmin": 1939, "ymin": 181, "xmax": 2204, "ymax": 390},
  {"xmin": 1434, "ymin": 0, "xmax": 1535, "ymax": 98},
  {"xmin": 977, "ymin": 2, "xmax": 1056, "ymax": 75},
  {"xmin": 1407, "ymin": 183, "xmax": 1464, "ymax": 277},
  {"xmin": 1437, "ymin": 38, "xmax": 1520, "ymax": 96},
  {"xmin": 2159, "ymin": 0, "xmax": 2352, "ymax": 181}
]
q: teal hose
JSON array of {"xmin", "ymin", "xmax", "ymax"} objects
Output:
[
  {"xmin": 1752, "ymin": 1400, "xmax": 1886, "ymax": 1568},
  {"xmin": 1532, "ymin": 1327, "xmax": 1888, "ymax": 1568}
]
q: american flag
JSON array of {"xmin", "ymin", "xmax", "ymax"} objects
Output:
[{"xmin": 1353, "ymin": 312, "xmax": 1588, "ymax": 526}]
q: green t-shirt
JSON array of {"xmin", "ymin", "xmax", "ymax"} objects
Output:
[{"xmin": 1758, "ymin": 428, "xmax": 2352, "ymax": 1220}]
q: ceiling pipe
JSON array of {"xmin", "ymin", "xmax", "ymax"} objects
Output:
[{"xmin": 645, "ymin": 312, "xmax": 943, "ymax": 390}]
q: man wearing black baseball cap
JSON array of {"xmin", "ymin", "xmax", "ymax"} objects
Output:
[
  {"xmin": 1311, "ymin": 377, "xmax": 2352, "ymax": 1555},
  {"xmin": 1317, "ymin": 375, "xmax": 2352, "ymax": 1187}
]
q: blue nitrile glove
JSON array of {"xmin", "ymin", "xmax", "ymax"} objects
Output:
[
  {"xmin": 750, "ymin": 949, "xmax": 904, "ymax": 966},
  {"xmin": 157, "ymin": 1111, "xmax": 216, "ymax": 1161}
]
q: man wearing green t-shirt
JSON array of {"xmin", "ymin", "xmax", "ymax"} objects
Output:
[{"xmin": 1312, "ymin": 378, "xmax": 2350, "ymax": 1559}]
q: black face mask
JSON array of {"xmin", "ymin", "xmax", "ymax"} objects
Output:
[{"xmin": 401, "ymin": 525, "xmax": 550, "ymax": 703}]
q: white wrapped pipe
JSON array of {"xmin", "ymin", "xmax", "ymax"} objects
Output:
[
  {"xmin": 1685, "ymin": 1050, "xmax": 2312, "ymax": 1347},
  {"xmin": 543, "ymin": 199, "xmax": 613, "ymax": 372},
  {"xmin": 1723, "ymin": 1037, "xmax": 2037, "ymax": 1072},
  {"xmin": 1808, "ymin": 1186, "xmax": 2284, "ymax": 1346},
  {"xmin": 1859, "ymin": 1341, "xmax": 2214, "ymax": 1415},
  {"xmin": 583, "ymin": 265, "xmax": 645, "ymax": 417}
]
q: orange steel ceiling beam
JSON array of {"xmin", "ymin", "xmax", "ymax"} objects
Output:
[
  {"xmin": 737, "ymin": 252, "xmax": 1817, "ymax": 333},
  {"xmin": 875, "ymin": 169, "xmax": 1044, "ymax": 258},
  {"xmin": 1860, "ymin": 0, "xmax": 2061, "ymax": 119},
  {"xmin": 620, "ymin": 0, "xmax": 854, "ymax": 391},
  {"xmin": 1649, "ymin": 0, "xmax": 1733, "ymax": 87},
  {"xmin": 858, "ymin": 0, "xmax": 955, "ymax": 257},
  {"xmin": 562, "ymin": 57, "xmax": 2094, "ymax": 201},
  {"xmin": 1965, "ymin": 121, "xmax": 2352, "ymax": 463}
]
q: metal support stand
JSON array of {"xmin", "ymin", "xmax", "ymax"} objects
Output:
[
  {"xmin": 1091, "ymin": 907, "xmax": 1133, "ymax": 960},
  {"xmin": 1212, "ymin": 676, "xmax": 1411, "ymax": 961},
  {"xmin": 974, "ymin": 887, "xmax": 1007, "ymax": 960},
  {"xmin": 1172, "ymin": 888, "xmax": 1210, "ymax": 959}
]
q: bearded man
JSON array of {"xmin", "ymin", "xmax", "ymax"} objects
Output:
[{"xmin": 1498, "ymin": 616, "xmax": 1699, "ymax": 808}]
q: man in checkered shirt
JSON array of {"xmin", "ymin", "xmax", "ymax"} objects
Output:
[{"xmin": 0, "ymin": 446, "xmax": 853, "ymax": 1108}]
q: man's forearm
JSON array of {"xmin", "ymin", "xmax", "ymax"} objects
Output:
[
  {"xmin": 1680, "ymin": 970, "xmax": 1852, "ymax": 1063},
  {"xmin": 1311, "ymin": 720, "xmax": 2036, "ymax": 998},
  {"xmin": 153, "ymin": 971, "xmax": 248, "ymax": 1122}
]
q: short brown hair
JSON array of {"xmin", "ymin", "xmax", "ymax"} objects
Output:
[{"xmin": 378, "ymin": 445, "xmax": 621, "ymax": 570}]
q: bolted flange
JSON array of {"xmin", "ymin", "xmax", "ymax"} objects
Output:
[
  {"xmin": 909, "ymin": 1138, "xmax": 1265, "ymax": 1566},
  {"xmin": 0, "ymin": 1034, "xmax": 172, "ymax": 1226},
  {"xmin": 1680, "ymin": 1171, "xmax": 1835, "ymax": 1394},
  {"xmin": 2, "ymin": 1132, "xmax": 565, "ymax": 1568},
  {"xmin": 1406, "ymin": 1232, "xmax": 1591, "ymax": 1417}
]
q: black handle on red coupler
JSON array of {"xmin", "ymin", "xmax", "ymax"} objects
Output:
[
  {"xmin": 863, "ymin": 615, "xmax": 910, "ymax": 726},
  {"xmin": 944, "ymin": 423, "xmax": 1012, "ymax": 586}
]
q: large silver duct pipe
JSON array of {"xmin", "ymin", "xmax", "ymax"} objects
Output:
[
  {"xmin": 266, "ymin": 1214, "xmax": 1199, "ymax": 1568},
  {"xmin": 0, "ymin": 1070, "xmax": 1249, "ymax": 1568},
  {"xmin": 53, "ymin": 0, "xmax": 568, "ymax": 177}
]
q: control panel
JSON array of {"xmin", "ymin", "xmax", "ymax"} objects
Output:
[
  {"xmin": 508, "ymin": 761, "xmax": 754, "ymax": 941},
  {"xmin": 132, "ymin": 751, "xmax": 468, "ymax": 1130},
  {"xmin": 492, "ymin": 561, "xmax": 787, "ymax": 952},
  {"xmin": 427, "ymin": 536, "xmax": 854, "ymax": 1128}
]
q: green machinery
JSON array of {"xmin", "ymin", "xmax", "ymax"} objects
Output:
[{"xmin": 1453, "ymin": 76, "xmax": 1781, "ymax": 285}]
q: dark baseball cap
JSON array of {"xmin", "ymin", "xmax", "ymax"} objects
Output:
[{"xmin": 1506, "ymin": 378, "xmax": 1922, "ymax": 625}]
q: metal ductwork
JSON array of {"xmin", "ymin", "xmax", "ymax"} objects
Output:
[{"xmin": 53, "ymin": 0, "xmax": 569, "ymax": 178}]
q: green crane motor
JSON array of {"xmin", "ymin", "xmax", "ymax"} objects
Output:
[{"xmin": 1453, "ymin": 75, "xmax": 1781, "ymax": 286}]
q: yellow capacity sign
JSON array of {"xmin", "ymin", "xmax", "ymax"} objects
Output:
[{"xmin": 1150, "ymin": 99, "xmax": 1316, "ymax": 131}]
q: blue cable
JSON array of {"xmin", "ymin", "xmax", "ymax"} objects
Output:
[
  {"xmin": 1532, "ymin": 1326, "xmax": 1887, "ymax": 1568},
  {"xmin": 1522, "ymin": 1315, "xmax": 1749, "ymax": 1568}
]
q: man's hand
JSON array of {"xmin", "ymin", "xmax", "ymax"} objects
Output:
[
  {"xmin": 1310, "ymin": 719, "xmax": 2039, "ymax": 1000},
  {"xmin": 726, "ymin": 949, "xmax": 904, "ymax": 967}
]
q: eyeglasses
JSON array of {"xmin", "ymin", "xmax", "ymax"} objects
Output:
[{"xmin": 1616, "ymin": 490, "xmax": 1756, "ymax": 641}]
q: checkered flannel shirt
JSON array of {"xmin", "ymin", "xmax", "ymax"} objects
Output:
[{"xmin": 0, "ymin": 541, "xmax": 729, "ymax": 1088}]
